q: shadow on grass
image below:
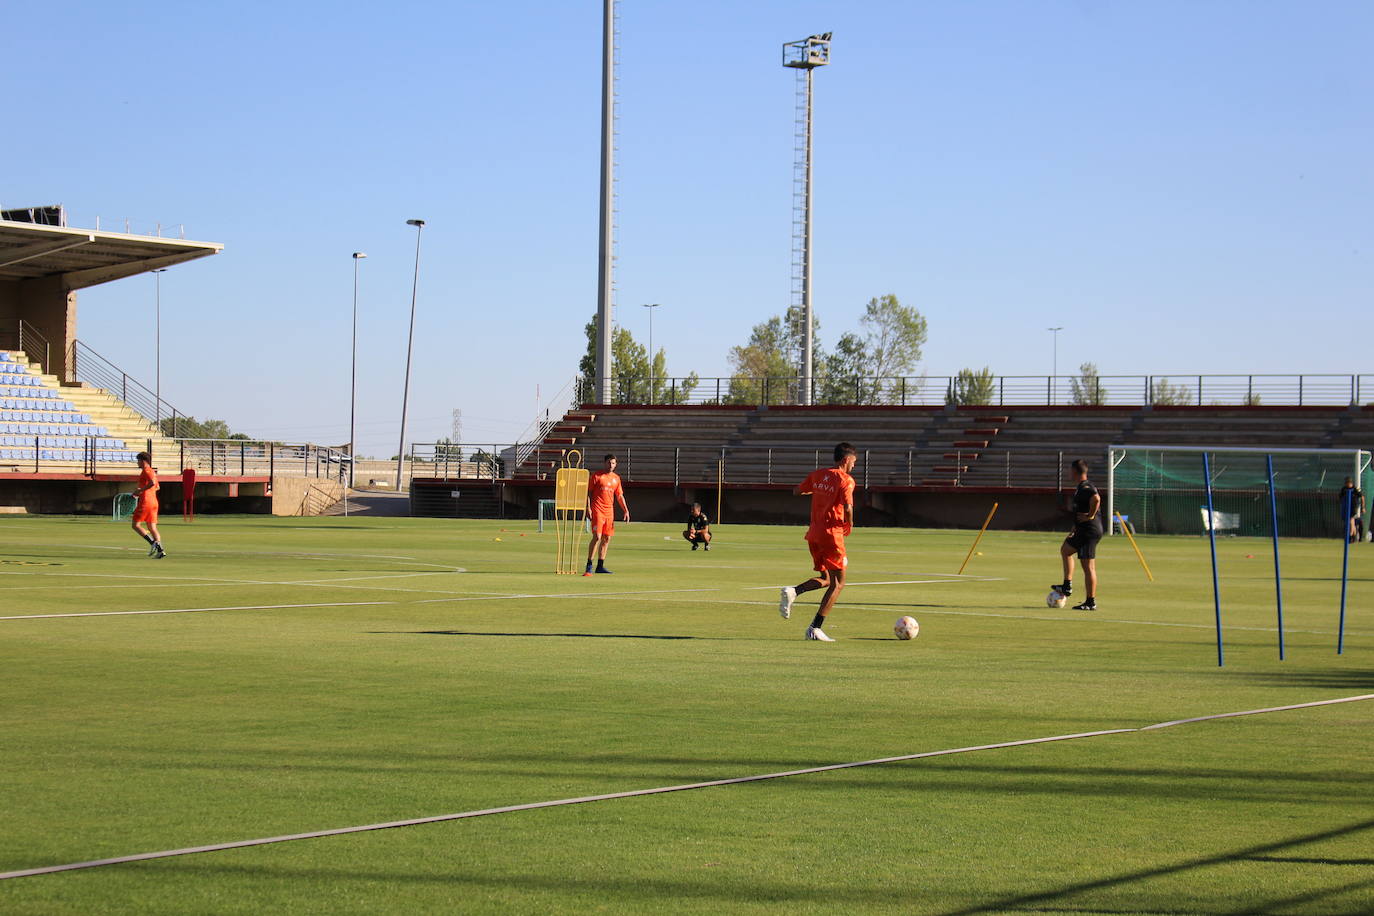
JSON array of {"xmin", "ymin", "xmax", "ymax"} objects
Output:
[
  {"xmin": 132, "ymin": 820, "xmax": 1374, "ymax": 913},
  {"xmin": 939, "ymin": 817, "xmax": 1374, "ymax": 915},
  {"xmin": 380, "ymin": 630, "xmax": 716, "ymax": 641},
  {"xmin": 1225, "ymin": 668, "xmax": 1374, "ymax": 690}
]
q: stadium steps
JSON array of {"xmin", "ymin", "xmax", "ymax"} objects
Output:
[{"xmin": 0, "ymin": 350, "xmax": 175, "ymax": 469}]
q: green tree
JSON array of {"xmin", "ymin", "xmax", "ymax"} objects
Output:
[
  {"xmin": 946, "ymin": 367, "xmax": 997, "ymax": 406},
  {"xmin": 1149, "ymin": 377, "xmax": 1194, "ymax": 406},
  {"xmin": 1070, "ymin": 362, "xmax": 1106, "ymax": 406},
  {"xmin": 727, "ymin": 316, "xmax": 800, "ymax": 404},
  {"xmin": 859, "ymin": 294, "xmax": 927, "ymax": 380},
  {"xmin": 160, "ymin": 416, "xmax": 239, "ymax": 439},
  {"xmin": 793, "ymin": 295, "xmax": 926, "ymax": 405},
  {"xmin": 578, "ymin": 315, "xmax": 700, "ymax": 403}
]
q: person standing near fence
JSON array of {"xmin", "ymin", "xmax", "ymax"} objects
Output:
[
  {"xmin": 1052, "ymin": 458, "xmax": 1100, "ymax": 610},
  {"xmin": 1339, "ymin": 477, "xmax": 1365, "ymax": 543},
  {"xmin": 131, "ymin": 451, "xmax": 167, "ymax": 559}
]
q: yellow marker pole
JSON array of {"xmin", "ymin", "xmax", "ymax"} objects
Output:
[
  {"xmin": 957, "ymin": 502, "xmax": 999, "ymax": 575},
  {"xmin": 1114, "ymin": 511, "xmax": 1154, "ymax": 582}
]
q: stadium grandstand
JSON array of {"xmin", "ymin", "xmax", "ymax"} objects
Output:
[
  {"xmin": 0, "ymin": 206, "xmax": 346, "ymax": 515},
  {"xmin": 409, "ymin": 373, "xmax": 1374, "ymax": 530}
]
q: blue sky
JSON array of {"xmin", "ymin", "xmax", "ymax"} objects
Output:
[{"xmin": 8, "ymin": 1, "xmax": 1370, "ymax": 456}]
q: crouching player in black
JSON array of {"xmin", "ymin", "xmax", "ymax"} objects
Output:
[
  {"xmin": 683, "ymin": 502, "xmax": 712, "ymax": 551},
  {"xmin": 1052, "ymin": 458, "xmax": 1102, "ymax": 610}
]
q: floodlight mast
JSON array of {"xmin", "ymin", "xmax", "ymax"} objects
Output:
[
  {"xmin": 783, "ymin": 33, "xmax": 830, "ymax": 405},
  {"xmin": 594, "ymin": 0, "xmax": 617, "ymax": 404}
]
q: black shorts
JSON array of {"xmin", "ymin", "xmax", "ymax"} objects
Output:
[{"xmin": 1065, "ymin": 525, "xmax": 1102, "ymax": 560}]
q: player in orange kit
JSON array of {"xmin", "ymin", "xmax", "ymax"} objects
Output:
[
  {"xmin": 584, "ymin": 453, "xmax": 630, "ymax": 575},
  {"xmin": 778, "ymin": 442, "xmax": 856, "ymax": 640},
  {"xmin": 131, "ymin": 451, "xmax": 167, "ymax": 559}
]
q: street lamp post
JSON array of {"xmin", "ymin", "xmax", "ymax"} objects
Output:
[
  {"xmin": 1048, "ymin": 327, "xmax": 1063, "ymax": 404},
  {"xmin": 643, "ymin": 302, "xmax": 661, "ymax": 399},
  {"xmin": 349, "ymin": 252, "xmax": 366, "ymax": 501},
  {"xmin": 396, "ymin": 220, "xmax": 425, "ymax": 499}
]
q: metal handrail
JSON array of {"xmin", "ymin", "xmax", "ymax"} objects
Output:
[
  {"xmin": 67, "ymin": 339, "xmax": 185, "ymax": 435},
  {"xmin": 0, "ymin": 320, "xmax": 51, "ymax": 374},
  {"xmin": 579, "ymin": 373, "xmax": 1374, "ymax": 407}
]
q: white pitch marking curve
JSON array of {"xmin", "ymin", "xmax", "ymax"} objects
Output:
[{"xmin": 1, "ymin": 694, "xmax": 1369, "ymax": 881}]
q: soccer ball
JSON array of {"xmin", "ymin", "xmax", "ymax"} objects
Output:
[
  {"xmin": 1046, "ymin": 589, "xmax": 1067, "ymax": 609},
  {"xmin": 893, "ymin": 615, "xmax": 920, "ymax": 640}
]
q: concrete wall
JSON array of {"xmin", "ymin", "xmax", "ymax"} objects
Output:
[
  {"xmin": 269, "ymin": 476, "xmax": 344, "ymax": 516},
  {"xmin": 0, "ymin": 277, "xmax": 76, "ymax": 376}
]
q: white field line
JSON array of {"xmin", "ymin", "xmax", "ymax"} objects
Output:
[
  {"xmin": 43, "ymin": 543, "xmax": 465, "ymax": 570},
  {"xmin": 412, "ymin": 587, "xmax": 722, "ymax": 605},
  {"xmin": 3, "ymin": 694, "xmax": 1369, "ymax": 881},
  {"xmin": 741, "ymin": 578, "xmax": 1003, "ymax": 590},
  {"xmin": 0, "ymin": 602, "xmax": 394, "ymax": 621},
  {"xmin": 0, "ymin": 572, "xmax": 460, "ymax": 592}
]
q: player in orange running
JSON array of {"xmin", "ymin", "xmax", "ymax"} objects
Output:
[
  {"xmin": 778, "ymin": 442, "xmax": 856, "ymax": 640},
  {"xmin": 584, "ymin": 453, "xmax": 630, "ymax": 575},
  {"xmin": 131, "ymin": 451, "xmax": 167, "ymax": 559}
]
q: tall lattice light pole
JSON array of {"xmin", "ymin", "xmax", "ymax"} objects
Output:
[
  {"xmin": 396, "ymin": 219, "xmax": 425, "ymax": 497},
  {"xmin": 783, "ymin": 32, "xmax": 830, "ymax": 405},
  {"xmin": 594, "ymin": 0, "xmax": 618, "ymax": 404}
]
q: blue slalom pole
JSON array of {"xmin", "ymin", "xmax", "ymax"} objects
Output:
[
  {"xmin": 1203, "ymin": 453, "xmax": 1223, "ymax": 666},
  {"xmin": 1266, "ymin": 455, "xmax": 1284, "ymax": 660},
  {"xmin": 1338, "ymin": 486, "xmax": 1352, "ymax": 654}
]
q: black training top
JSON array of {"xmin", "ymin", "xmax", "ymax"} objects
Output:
[
  {"xmin": 687, "ymin": 512, "xmax": 710, "ymax": 530},
  {"xmin": 1072, "ymin": 480, "xmax": 1103, "ymax": 535},
  {"xmin": 1339, "ymin": 487, "xmax": 1363, "ymax": 511}
]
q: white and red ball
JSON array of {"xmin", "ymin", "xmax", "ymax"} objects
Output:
[{"xmin": 893, "ymin": 615, "xmax": 920, "ymax": 640}]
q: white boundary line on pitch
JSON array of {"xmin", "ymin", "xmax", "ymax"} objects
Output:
[
  {"xmin": 412, "ymin": 587, "xmax": 722, "ymax": 605},
  {"xmin": 2, "ymin": 694, "xmax": 1369, "ymax": 881},
  {"xmin": 0, "ymin": 602, "xmax": 394, "ymax": 621},
  {"xmin": 741, "ymin": 578, "xmax": 1003, "ymax": 590}
]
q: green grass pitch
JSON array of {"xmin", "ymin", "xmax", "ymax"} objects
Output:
[{"xmin": 0, "ymin": 514, "xmax": 1370, "ymax": 914}]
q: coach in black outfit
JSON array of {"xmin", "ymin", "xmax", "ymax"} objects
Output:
[{"xmin": 1052, "ymin": 458, "xmax": 1102, "ymax": 611}]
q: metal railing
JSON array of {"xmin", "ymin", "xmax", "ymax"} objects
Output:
[
  {"xmin": 170, "ymin": 439, "xmax": 350, "ymax": 480},
  {"xmin": 0, "ymin": 320, "xmax": 51, "ymax": 374},
  {"xmin": 578, "ymin": 374, "xmax": 1374, "ymax": 408},
  {"xmin": 0, "ymin": 435, "xmax": 347, "ymax": 480},
  {"xmin": 410, "ymin": 441, "xmax": 1075, "ymax": 489},
  {"xmin": 67, "ymin": 339, "xmax": 186, "ymax": 434}
]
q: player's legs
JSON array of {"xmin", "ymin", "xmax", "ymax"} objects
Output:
[
  {"xmin": 700, "ymin": 529, "xmax": 711, "ymax": 545},
  {"xmin": 1057, "ymin": 539, "xmax": 1077, "ymax": 595},
  {"xmin": 1073, "ymin": 539, "xmax": 1099, "ymax": 610},
  {"xmin": 1082, "ymin": 558, "xmax": 1097, "ymax": 599}
]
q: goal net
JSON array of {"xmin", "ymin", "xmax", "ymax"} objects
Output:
[{"xmin": 1107, "ymin": 446, "xmax": 1371, "ymax": 538}]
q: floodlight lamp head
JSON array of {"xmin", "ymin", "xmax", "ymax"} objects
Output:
[
  {"xmin": 406, "ymin": 219, "xmax": 425, "ymax": 227},
  {"xmin": 353, "ymin": 252, "xmax": 367, "ymax": 259}
]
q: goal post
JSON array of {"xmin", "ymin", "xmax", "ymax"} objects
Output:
[{"xmin": 1107, "ymin": 445, "xmax": 1371, "ymax": 538}]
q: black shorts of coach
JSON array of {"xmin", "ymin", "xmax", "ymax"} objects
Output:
[{"xmin": 1065, "ymin": 524, "xmax": 1102, "ymax": 560}]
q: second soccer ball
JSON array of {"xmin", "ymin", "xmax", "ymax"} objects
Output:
[
  {"xmin": 1046, "ymin": 589, "xmax": 1068, "ymax": 609},
  {"xmin": 893, "ymin": 615, "xmax": 920, "ymax": 640}
]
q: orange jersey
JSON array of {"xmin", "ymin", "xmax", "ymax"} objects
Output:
[
  {"xmin": 137, "ymin": 467, "xmax": 159, "ymax": 508},
  {"xmin": 587, "ymin": 470, "xmax": 624, "ymax": 517},
  {"xmin": 801, "ymin": 467, "xmax": 853, "ymax": 539}
]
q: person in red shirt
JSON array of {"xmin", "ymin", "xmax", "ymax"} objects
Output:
[
  {"xmin": 584, "ymin": 453, "xmax": 630, "ymax": 575},
  {"xmin": 778, "ymin": 442, "xmax": 856, "ymax": 640},
  {"xmin": 131, "ymin": 451, "xmax": 167, "ymax": 559}
]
